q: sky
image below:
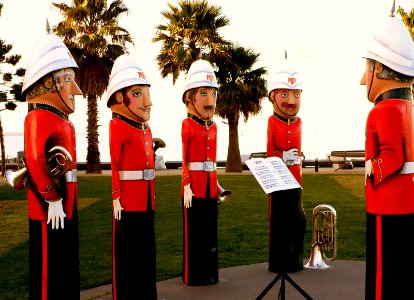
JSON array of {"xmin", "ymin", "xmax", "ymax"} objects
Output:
[{"xmin": 0, "ymin": 0, "xmax": 413, "ymax": 162}]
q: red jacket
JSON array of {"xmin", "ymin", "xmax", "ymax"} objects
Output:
[
  {"xmin": 109, "ymin": 117, "xmax": 155, "ymax": 211},
  {"xmin": 365, "ymin": 98, "xmax": 414, "ymax": 214},
  {"xmin": 181, "ymin": 116, "xmax": 218, "ymax": 198},
  {"xmin": 267, "ymin": 114, "xmax": 302, "ymax": 185},
  {"xmin": 24, "ymin": 108, "xmax": 78, "ymax": 220}
]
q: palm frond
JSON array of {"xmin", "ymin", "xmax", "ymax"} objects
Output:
[
  {"xmin": 152, "ymin": 0, "xmax": 229, "ymax": 84},
  {"xmin": 52, "ymin": 0, "xmax": 132, "ymax": 97}
]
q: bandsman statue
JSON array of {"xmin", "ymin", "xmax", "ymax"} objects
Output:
[
  {"xmin": 266, "ymin": 57, "xmax": 306, "ymax": 273},
  {"xmin": 361, "ymin": 10, "xmax": 414, "ymax": 300},
  {"xmin": 20, "ymin": 30, "xmax": 82, "ymax": 299},
  {"xmin": 107, "ymin": 54, "xmax": 157, "ymax": 299},
  {"xmin": 181, "ymin": 59, "xmax": 229, "ymax": 285}
]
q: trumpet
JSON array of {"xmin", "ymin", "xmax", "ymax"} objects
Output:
[
  {"xmin": 217, "ymin": 181, "xmax": 232, "ymax": 204},
  {"xmin": 5, "ymin": 146, "xmax": 73, "ymax": 191},
  {"xmin": 304, "ymin": 204, "xmax": 337, "ymax": 270}
]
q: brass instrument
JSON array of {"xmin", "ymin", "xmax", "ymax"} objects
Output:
[
  {"xmin": 153, "ymin": 138, "xmax": 166, "ymax": 153},
  {"xmin": 5, "ymin": 167, "xmax": 28, "ymax": 191},
  {"xmin": 47, "ymin": 146, "xmax": 73, "ymax": 177},
  {"xmin": 217, "ymin": 182, "xmax": 232, "ymax": 204},
  {"xmin": 304, "ymin": 204, "xmax": 337, "ymax": 270},
  {"xmin": 5, "ymin": 146, "xmax": 73, "ymax": 191}
]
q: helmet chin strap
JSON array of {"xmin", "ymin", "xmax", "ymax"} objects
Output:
[
  {"xmin": 125, "ymin": 102, "xmax": 145, "ymax": 123},
  {"xmin": 53, "ymin": 78, "xmax": 73, "ymax": 114},
  {"xmin": 367, "ymin": 68, "xmax": 375, "ymax": 101},
  {"xmin": 191, "ymin": 100, "xmax": 211, "ymax": 120},
  {"xmin": 274, "ymin": 100, "xmax": 296, "ymax": 119}
]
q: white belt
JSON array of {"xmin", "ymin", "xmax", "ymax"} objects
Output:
[
  {"xmin": 187, "ymin": 161, "xmax": 216, "ymax": 171},
  {"xmin": 398, "ymin": 161, "xmax": 414, "ymax": 174},
  {"xmin": 119, "ymin": 169, "xmax": 155, "ymax": 180},
  {"xmin": 65, "ymin": 169, "xmax": 77, "ymax": 182}
]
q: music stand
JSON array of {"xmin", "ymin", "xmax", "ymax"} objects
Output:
[{"xmin": 256, "ymin": 271, "xmax": 313, "ymax": 300}]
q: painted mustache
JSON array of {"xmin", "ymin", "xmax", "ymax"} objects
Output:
[
  {"xmin": 203, "ymin": 105, "xmax": 215, "ymax": 110},
  {"xmin": 140, "ymin": 107, "xmax": 151, "ymax": 113},
  {"xmin": 281, "ymin": 103, "xmax": 297, "ymax": 109}
]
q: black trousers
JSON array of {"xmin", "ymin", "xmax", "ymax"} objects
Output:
[
  {"xmin": 182, "ymin": 197, "xmax": 218, "ymax": 285},
  {"xmin": 113, "ymin": 210, "xmax": 157, "ymax": 300},
  {"xmin": 29, "ymin": 215, "xmax": 79, "ymax": 300},
  {"xmin": 366, "ymin": 213, "xmax": 414, "ymax": 300},
  {"xmin": 268, "ymin": 188, "xmax": 306, "ymax": 273}
]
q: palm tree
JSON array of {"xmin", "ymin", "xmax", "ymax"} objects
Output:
[
  {"xmin": 52, "ymin": 0, "xmax": 132, "ymax": 173},
  {"xmin": 214, "ymin": 44, "xmax": 267, "ymax": 172},
  {"xmin": 152, "ymin": 0, "xmax": 230, "ymax": 84},
  {"xmin": 397, "ymin": 5, "xmax": 414, "ymax": 96},
  {"xmin": 398, "ymin": 5, "xmax": 414, "ymax": 40}
]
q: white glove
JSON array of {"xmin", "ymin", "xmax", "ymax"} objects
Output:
[
  {"xmin": 365, "ymin": 159, "xmax": 373, "ymax": 186},
  {"xmin": 113, "ymin": 198, "xmax": 124, "ymax": 220},
  {"xmin": 282, "ymin": 148, "xmax": 299, "ymax": 166},
  {"xmin": 46, "ymin": 198, "xmax": 66, "ymax": 230},
  {"xmin": 184, "ymin": 184, "xmax": 194, "ymax": 208}
]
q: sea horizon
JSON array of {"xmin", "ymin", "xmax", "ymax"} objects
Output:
[{"xmin": 3, "ymin": 126, "xmax": 365, "ymax": 164}]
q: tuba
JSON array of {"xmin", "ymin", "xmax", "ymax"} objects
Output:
[
  {"xmin": 5, "ymin": 146, "xmax": 73, "ymax": 191},
  {"xmin": 304, "ymin": 204, "xmax": 337, "ymax": 270}
]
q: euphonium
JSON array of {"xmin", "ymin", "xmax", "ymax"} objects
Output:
[
  {"xmin": 304, "ymin": 204, "xmax": 337, "ymax": 270},
  {"xmin": 47, "ymin": 146, "xmax": 73, "ymax": 177},
  {"xmin": 5, "ymin": 145, "xmax": 73, "ymax": 191}
]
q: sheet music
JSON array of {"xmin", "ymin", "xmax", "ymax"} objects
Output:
[{"xmin": 245, "ymin": 157, "xmax": 301, "ymax": 194}]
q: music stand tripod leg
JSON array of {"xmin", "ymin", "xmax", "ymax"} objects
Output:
[
  {"xmin": 280, "ymin": 275, "xmax": 285, "ymax": 299},
  {"xmin": 283, "ymin": 273, "xmax": 313, "ymax": 300},
  {"xmin": 256, "ymin": 273, "xmax": 313, "ymax": 300},
  {"xmin": 256, "ymin": 273, "xmax": 282, "ymax": 300}
]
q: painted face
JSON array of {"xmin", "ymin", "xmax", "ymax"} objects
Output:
[
  {"xmin": 124, "ymin": 85, "xmax": 152, "ymax": 122},
  {"xmin": 272, "ymin": 89, "xmax": 301, "ymax": 118},
  {"xmin": 54, "ymin": 69, "xmax": 82, "ymax": 114},
  {"xmin": 360, "ymin": 60, "xmax": 376, "ymax": 103},
  {"xmin": 188, "ymin": 87, "xmax": 217, "ymax": 120}
]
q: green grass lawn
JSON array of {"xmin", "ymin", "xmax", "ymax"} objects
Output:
[{"xmin": 0, "ymin": 173, "xmax": 366, "ymax": 299}]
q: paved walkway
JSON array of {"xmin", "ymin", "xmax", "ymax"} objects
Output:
[{"xmin": 80, "ymin": 260, "xmax": 365, "ymax": 300}]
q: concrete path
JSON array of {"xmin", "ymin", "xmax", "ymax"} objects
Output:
[{"xmin": 80, "ymin": 260, "xmax": 365, "ymax": 300}]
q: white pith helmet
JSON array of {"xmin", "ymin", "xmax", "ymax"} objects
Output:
[
  {"xmin": 107, "ymin": 54, "xmax": 150, "ymax": 106},
  {"xmin": 268, "ymin": 59, "xmax": 302, "ymax": 99},
  {"xmin": 182, "ymin": 59, "xmax": 218, "ymax": 101},
  {"xmin": 22, "ymin": 33, "xmax": 78, "ymax": 94},
  {"xmin": 364, "ymin": 16, "xmax": 414, "ymax": 76}
]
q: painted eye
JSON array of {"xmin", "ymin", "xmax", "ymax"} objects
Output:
[
  {"xmin": 201, "ymin": 91, "xmax": 207, "ymax": 96},
  {"xmin": 281, "ymin": 93, "xmax": 288, "ymax": 98}
]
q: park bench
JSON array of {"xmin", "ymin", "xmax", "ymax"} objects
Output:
[
  {"xmin": 328, "ymin": 150, "xmax": 365, "ymax": 170},
  {"xmin": 247, "ymin": 152, "xmax": 331, "ymax": 171}
]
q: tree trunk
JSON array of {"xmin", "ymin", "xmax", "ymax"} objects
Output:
[
  {"xmin": 0, "ymin": 115, "xmax": 5, "ymax": 177},
  {"xmin": 225, "ymin": 111, "xmax": 243, "ymax": 172},
  {"xmin": 85, "ymin": 94, "xmax": 102, "ymax": 174}
]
